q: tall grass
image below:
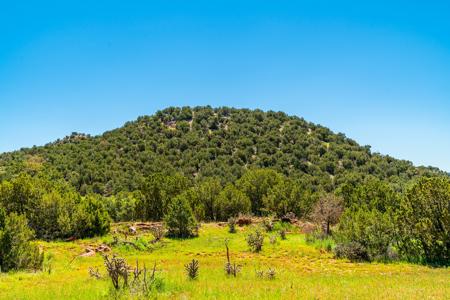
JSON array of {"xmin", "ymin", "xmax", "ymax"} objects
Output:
[{"xmin": 0, "ymin": 223, "xmax": 448, "ymax": 299}]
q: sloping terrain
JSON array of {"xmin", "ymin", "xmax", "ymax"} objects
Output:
[{"xmin": 0, "ymin": 106, "xmax": 444, "ymax": 195}]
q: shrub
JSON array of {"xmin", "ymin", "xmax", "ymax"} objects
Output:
[
  {"xmin": 246, "ymin": 228, "xmax": 265, "ymax": 252},
  {"xmin": 255, "ymin": 268, "xmax": 276, "ymax": 280},
  {"xmin": 88, "ymin": 267, "xmax": 102, "ymax": 279},
  {"xmin": 236, "ymin": 214, "xmax": 252, "ymax": 226},
  {"xmin": 256, "ymin": 269, "xmax": 265, "ymax": 278},
  {"xmin": 139, "ymin": 173, "xmax": 190, "ymax": 221},
  {"xmin": 224, "ymin": 239, "xmax": 240, "ymax": 277},
  {"xmin": 185, "ymin": 259, "xmax": 199, "ymax": 280},
  {"xmin": 103, "ymin": 254, "xmax": 130, "ymax": 290},
  {"xmin": 130, "ymin": 261, "xmax": 164, "ymax": 296},
  {"xmin": 334, "ymin": 208, "xmax": 395, "ymax": 261},
  {"xmin": 183, "ymin": 178, "xmax": 222, "ymax": 221},
  {"xmin": 215, "ymin": 184, "xmax": 251, "ymax": 221},
  {"xmin": 334, "ymin": 242, "xmax": 369, "ymax": 262},
  {"xmin": 43, "ymin": 252, "xmax": 54, "ymax": 274},
  {"xmin": 227, "ymin": 217, "xmax": 237, "ymax": 233},
  {"xmin": 102, "ymin": 255, "xmax": 164, "ymax": 296},
  {"xmin": 397, "ymin": 177, "xmax": 450, "ymax": 265},
  {"xmin": 236, "ymin": 169, "xmax": 284, "ymax": 215},
  {"xmin": 305, "ymin": 229, "xmax": 327, "ymax": 244},
  {"xmin": 164, "ymin": 194, "xmax": 198, "ymax": 238},
  {"xmin": 149, "ymin": 225, "xmax": 165, "ymax": 242},
  {"xmin": 0, "ymin": 175, "xmax": 110, "ymax": 241},
  {"xmin": 269, "ymin": 235, "xmax": 277, "ymax": 245},
  {"xmin": 262, "ymin": 218, "xmax": 274, "ymax": 232},
  {"xmin": 266, "ymin": 268, "xmax": 276, "ymax": 280},
  {"xmin": 0, "ymin": 212, "xmax": 43, "ymax": 272},
  {"xmin": 74, "ymin": 195, "xmax": 111, "ymax": 238},
  {"xmin": 104, "ymin": 192, "xmax": 140, "ymax": 222},
  {"xmin": 281, "ymin": 212, "xmax": 296, "ymax": 223}
]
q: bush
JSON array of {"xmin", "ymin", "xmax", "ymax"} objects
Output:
[
  {"xmin": 281, "ymin": 212, "xmax": 296, "ymax": 223},
  {"xmin": 139, "ymin": 173, "xmax": 190, "ymax": 221},
  {"xmin": 73, "ymin": 195, "xmax": 111, "ymax": 238},
  {"xmin": 104, "ymin": 192, "xmax": 140, "ymax": 222},
  {"xmin": 266, "ymin": 268, "xmax": 276, "ymax": 280},
  {"xmin": 103, "ymin": 254, "xmax": 130, "ymax": 290},
  {"xmin": 334, "ymin": 208, "xmax": 395, "ymax": 261},
  {"xmin": 164, "ymin": 194, "xmax": 198, "ymax": 238},
  {"xmin": 0, "ymin": 176, "xmax": 111, "ymax": 240},
  {"xmin": 246, "ymin": 228, "xmax": 265, "ymax": 252},
  {"xmin": 262, "ymin": 218, "xmax": 274, "ymax": 232},
  {"xmin": 224, "ymin": 239, "xmax": 241, "ymax": 277},
  {"xmin": 305, "ymin": 229, "xmax": 327, "ymax": 244},
  {"xmin": 184, "ymin": 178, "xmax": 222, "ymax": 221},
  {"xmin": 0, "ymin": 212, "xmax": 43, "ymax": 272},
  {"xmin": 215, "ymin": 184, "xmax": 251, "ymax": 221},
  {"xmin": 236, "ymin": 214, "xmax": 252, "ymax": 226},
  {"xmin": 255, "ymin": 267, "xmax": 276, "ymax": 280},
  {"xmin": 236, "ymin": 169, "xmax": 284, "ymax": 215},
  {"xmin": 102, "ymin": 255, "xmax": 164, "ymax": 297},
  {"xmin": 334, "ymin": 242, "xmax": 369, "ymax": 262},
  {"xmin": 227, "ymin": 217, "xmax": 237, "ymax": 233},
  {"xmin": 397, "ymin": 177, "xmax": 450, "ymax": 265},
  {"xmin": 149, "ymin": 225, "xmax": 165, "ymax": 242},
  {"xmin": 269, "ymin": 235, "xmax": 277, "ymax": 244}
]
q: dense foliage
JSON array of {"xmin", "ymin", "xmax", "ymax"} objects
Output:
[
  {"xmin": 0, "ymin": 107, "xmax": 443, "ymax": 196},
  {"xmin": 397, "ymin": 177, "xmax": 449, "ymax": 265},
  {"xmin": 0, "ymin": 210, "xmax": 43, "ymax": 272},
  {"xmin": 335, "ymin": 177, "xmax": 449, "ymax": 265},
  {"xmin": 164, "ymin": 194, "xmax": 198, "ymax": 238},
  {"xmin": 0, "ymin": 174, "xmax": 110, "ymax": 240}
]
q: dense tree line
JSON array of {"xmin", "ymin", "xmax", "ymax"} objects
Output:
[
  {"xmin": 0, "ymin": 174, "xmax": 110, "ymax": 241},
  {"xmin": 334, "ymin": 176, "xmax": 449, "ymax": 265}
]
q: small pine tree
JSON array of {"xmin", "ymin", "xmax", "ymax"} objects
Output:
[
  {"xmin": 185, "ymin": 259, "xmax": 199, "ymax": 280},
  {"xmin": 164, "ymin": 195, "xmax": 198, "ymax": 238}
]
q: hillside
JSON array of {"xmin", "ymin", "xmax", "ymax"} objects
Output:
[{"xmin": 0, "ymin": 106, "xmax": 444, "ymax": 195}]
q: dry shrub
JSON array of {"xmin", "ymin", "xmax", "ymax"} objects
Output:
[
  {"xmin": 236, "ymin": 214, "xmax": 252, "ymax": 226},
  {"xmin": 149, "ymin": 225, "xmax": 165, "ymax": 243},
  {"xmin": 224, "ymin": 239, "xmax": 241, "ymax": 277},
  {"xmin": 246, "ymin": 228, "xmax": 265, "ymax": 252},
  {"xmin": 227, "ymin": 217, "xmax": 237, "ymax": 233},
  {"xmin": 103, "ymin": 254, "xmax": 130, "ymax": 290},
  {"xmin": 262, "ymin": 218, "xmax": 274, "ymax": 232}
]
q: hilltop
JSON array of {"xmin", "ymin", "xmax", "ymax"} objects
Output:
[{"xmin": 0, "ymin": 106, "xmax": 444, "ymax": 195}]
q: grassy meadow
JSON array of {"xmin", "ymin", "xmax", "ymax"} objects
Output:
[{"xmin": 0, "ymin": 223, "xmax": 448, "ymax": 299}]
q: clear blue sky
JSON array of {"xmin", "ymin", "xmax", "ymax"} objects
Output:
[{"xmin": 1, "ymin": 1, "xmax": 449, "ymax": 171}]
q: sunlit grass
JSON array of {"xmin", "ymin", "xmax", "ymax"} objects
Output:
[{"xmin": 0, "ymin": 223, "xmax": 448, "ymax": 299}]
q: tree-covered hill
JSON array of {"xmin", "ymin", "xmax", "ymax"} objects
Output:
[{"xmin": 0, "ymin": 106, "xmax": 444, "ymax": 195}]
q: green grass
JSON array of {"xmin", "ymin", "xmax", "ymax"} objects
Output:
[{"xmin": 0, "ymin": 223, "xmax": 448, "ymax": 299}]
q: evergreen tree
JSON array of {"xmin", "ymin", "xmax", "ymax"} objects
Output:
[{"xmin": 164, "ymin": 194, "xmax": 198, "ymax": 238}]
